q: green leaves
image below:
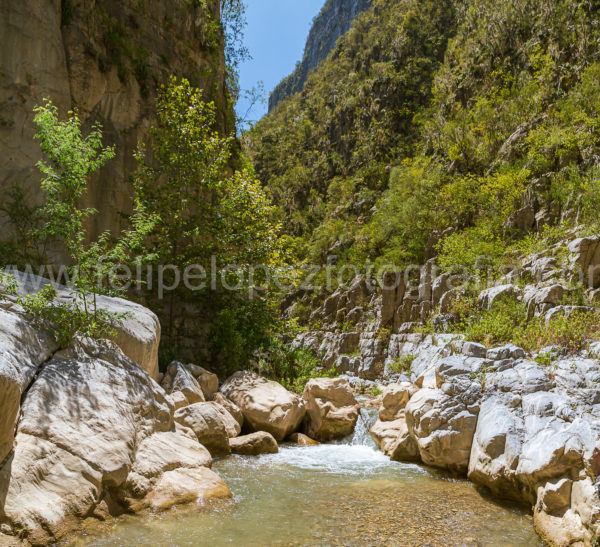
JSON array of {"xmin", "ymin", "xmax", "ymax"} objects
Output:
[
  {"xmin": 0, "ymin": 272, "xmax": 17, "ymax": 300},
  {"xmin": 245, "ymin": 0, "xmax": 456, "ymax": 263},
  {"xmin": 33, "ymin": 100, "xmax": 115, "ymax": 262},
  {"xmin": 31, "ymin": 99, "xmax": 155, "ymax": 346},
  {"xmin": 245, "ymin": 0, "xmax": 600, "ymax": 273},
  {"xmin": 133, "ymin": 77, "xmax": 281, "ymax": 355},
  {"xmin": 134, "ymin": 77, "xmax": 280, "ymax": 273},
  {"xmin": 16, "ymin": 285, "xmax": 121, "ymax": 349}
]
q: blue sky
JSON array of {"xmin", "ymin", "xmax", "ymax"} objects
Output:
[{"xmin": 235, "ymin": 0, "xmax": 325, "ymax": 126}]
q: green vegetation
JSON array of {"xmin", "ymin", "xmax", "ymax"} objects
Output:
[
  {"xmin": 133, "ymin": 77, "xmax": 281, "ymax": 369},
  {"xmin": 18, "ymin": 285, "xmax": 123, "ymax": 348},
  {"xmin": 13, "ymin": 101, "xmax": 156, "ymax": 347},
  {"xmin": 448, "ymin": 295, "xmax": 600, "ymax": 353},
  {"xmin": 246, "ymin": 0, "xmax": 600, "ymax": 277},
  {"xmin": 389, "ymin": 354, "xmax": 415, "ymax": 375},
  {"xmin": 246, "ymin": 0, "xmax": 456, "ymax": 264},
  {"xmin": 243, "ymin": 0, "xmax": 600, "ymax": 361},
  {"xmin": 220, "ymin": 0, "xmax": 251, "ymax": 104},
  {"xmin": 0, "ymin": 272, "xmax": 17, "ymax": 299},
  {"xmin": 5, "ymin": 0, "xmax": 600, "ymax": 380},
  {"xmin": 369, "ymin": 385, "xmax": 383, "ymax": 397},
  {"xmin": 257, "ymin": 339, "xmax": 335, "ymax": 394}
]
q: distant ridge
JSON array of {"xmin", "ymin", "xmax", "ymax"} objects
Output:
[{"xmin": 268, "ymin": 0, "xmax": 372, "ymax": 111}]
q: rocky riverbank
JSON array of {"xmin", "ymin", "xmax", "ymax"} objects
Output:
[
  {"xmin": 0, "ymin": 274, "xmax": 360, "ymax": 545},
  {"xmin": 2, "ymin": 230, "xmax": 600, "ymax": 547},
  {"xmin": 287, "ymin": 232, "xmax": 600, "ymax": 546}
]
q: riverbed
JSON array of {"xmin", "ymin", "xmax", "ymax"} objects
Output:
[{"xmin": 69, "ymin": 413, "xmax": 542, "ymax": 546}]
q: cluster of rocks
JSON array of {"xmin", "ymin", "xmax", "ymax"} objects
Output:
[
  {"xmin": 288, "ymin": 233, "xmax": 600, "ymax": 545},
  {"xmin": 367, "ymin": 335, "xmax": 600, "ymax": 546},
  {"xmin": 0, "ymin": 274, "xmax": 363, "ymax": 545},
  {"xmin": 292, "ymin": 234, "xmax": 600, "ymax": 383}
]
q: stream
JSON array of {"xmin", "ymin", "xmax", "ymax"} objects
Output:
[{"xmin": 70, "ymin": 410, "xmax": 543, "ymax": 546}]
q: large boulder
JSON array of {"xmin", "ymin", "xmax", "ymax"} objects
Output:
[
  {"xmin": 370, "ymin": 418, "xmax": 401, "ymax": 454},
  {"xmin": 405, "ymin": 387, "xmax": 480, "ymax": 473},
  {"xmin": 204, "ymin": 401, "xmax": 241, "ymax": 438},
  {"xmin": 126, "ymin": 430, "xmax": 212, "ymax": 480},
  {"xmin": 378, "ymin": 382, "xmax": 417, "ymax": 421},
  {"xmin": 0, "ymin": 338, "xmax": 173, "ymax": 543},
  {"xmin": 0, "ymin": 305, "xmax": 58, "ymax": 463},
  {"xmin": 370, "ymin": 413, "xmax": 419, "ymax": 462},
  {"xmin": 478, "ymin": 284, "xmax": 521, "ymax": 309},
  {"xmin": 130, "ymin": 467, "xmax": 232, "ymax": 512},
  {"xmin": 174, "ymin": 403, "xmax": 231, "ymax": 456},
  {"xmin": 9, "ymin": 271, "xmax": 161, "ymax": 380},
  {"xmin": 466, "ymin": 354, "xmax": 600, "ymax": 545},
  {"xmin": 469, "ymin": 373, "xmax": 596, "ymax": 504},
  {"xmin": 302, "ymin": 378, "xmax": 360, "ymax": 441},
  {"xmin": 467, "ymin": 394, "xmax": 526, "ymax": 500},
  {"xmin": 220, "ymin": 371, "xmax": 305, "ymax": 441},
  {"xmin": 523, "ymin": 284, "xmax": 567, "ymax": 317},
  {"xmin": 229, "ymin": 431, "xmax": 279, "ymax": 456},
  {"xmin": 161, "ymin": 361, "xmax": 205, "ymax": 404},
  {"xmin": 504, "ymin": 205, "xmax": 535, "ymax": 235},
  {"xmin": 122, "ymin": 430, "xmax": 230, "ymax": 513},
  {"xmin": 405, "ymin": 356, "xmax": 483, "ymax": 474},
  {"xmin": 534, "ymin": 478, "xmax": 600, "ymax": 546},
  {"xmin": 370, "ymin": 381, "xmax": 420, "ymax": 462},
  {"xmin": 95, "ymin": 294, "xmax": 161, "ymax": 381}
]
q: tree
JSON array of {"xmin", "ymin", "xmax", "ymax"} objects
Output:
[
  {"xmin": 133, "ymin": 76, "xmax": 280, "ymax": 350},
  {"xmin": 221, "ymin": 0, "xmax": 251, "ymax": 104},
  {"xmin": 23, "ymin": 100, "xmax": 156, "ymax": 346}
]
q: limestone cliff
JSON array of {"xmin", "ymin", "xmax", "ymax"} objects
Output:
[
  {"xmin": 0, "ymin": 0, "xmax": 233, "ymax": 240},
  {"xmin": 268, "ymin": 0, "xmax": 371, "ymax": 111}
]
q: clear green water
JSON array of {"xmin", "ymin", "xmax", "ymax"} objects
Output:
[{"xmin": 70, "ymin": 414, "xmax": 543, "ymax": 547}]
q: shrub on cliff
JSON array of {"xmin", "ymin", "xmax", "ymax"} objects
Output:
[{"xmin": 3, "ymin": 101, "xmax": 156, "ymax": 347}]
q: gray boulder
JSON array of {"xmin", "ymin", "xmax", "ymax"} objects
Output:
[
  {"xmin": 0, "ymin": 306, "xmax": 58, "ymax": 463},
  {"xmin": 221, "ymin": 371, "xmax": 305, "ymax": 441},
  {"xmin": 0, "ymin": 338, "xmax": 173, "ymax": 543},
  {"xmin": 174, "ymin": 403, "xmax": 231, "ymax": 456}
]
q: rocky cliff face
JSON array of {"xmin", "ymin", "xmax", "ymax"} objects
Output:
[
  {"xmin": 0, "ymin": 0, "xmax": 233, "ymax": 240},
  {"xmin": 268, "ymin": 0, "xmax": 371, "ymax": 111}
]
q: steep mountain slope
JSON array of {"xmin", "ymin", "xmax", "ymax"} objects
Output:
[
  {"xmin": 248, "ymin": 0, "xmax": 456, "ymax": 261},
  {"xmin": 0, "ymin": 0, "xmax": 233, "ymax": 241},
  {"xmin": 247, "ymin": 0, "xmax": 600, "ymax": 272},
  {"xmin": 269, "ymin": 0, "xmax": 372, "ymax": 111}
]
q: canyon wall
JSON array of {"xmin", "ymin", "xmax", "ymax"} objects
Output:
[{"xmin": 0, "ymin": 0, "xmax": 233, "ymax": 241}]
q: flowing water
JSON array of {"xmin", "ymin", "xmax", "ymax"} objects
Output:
[{"xmin": 71, "ymin": 410, "xmax": 543, "ymax": 546}]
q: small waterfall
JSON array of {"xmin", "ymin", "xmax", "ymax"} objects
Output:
[{"xmin": 349, "ymin": 406, "xmax": 379, "ymax": 447}]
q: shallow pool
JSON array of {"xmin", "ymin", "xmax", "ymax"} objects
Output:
[{"xmin": 69, "ymin": 413, "xmax": 542, "ymax": 546}]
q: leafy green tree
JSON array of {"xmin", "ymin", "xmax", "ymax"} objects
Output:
[
  {"xmin": 221, "ymin": 0, "xmax": 250, "ymax": 103},
  {"xmin": 133, "ymin": 76, "xmax": 280, "ymax": 353}
]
